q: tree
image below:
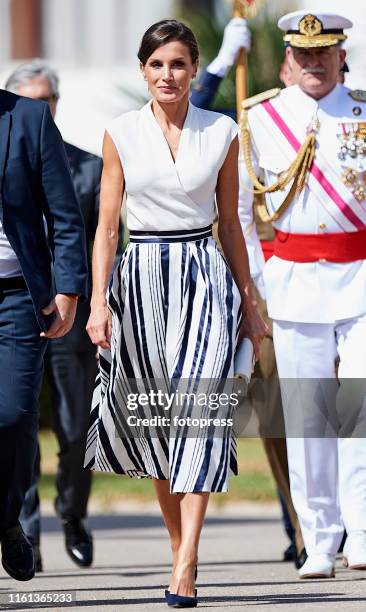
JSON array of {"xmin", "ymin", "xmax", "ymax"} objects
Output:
[
  {"xmin": 180, "ymin": 0, "xmax": 214, "ymax": 10},
  {"xmin": 180, "ymin": 6, "xmax": 285, "ymax": 109}
]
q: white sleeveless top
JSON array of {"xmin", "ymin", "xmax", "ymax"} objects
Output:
[{"xmin": 107, "ymin": 100, "xmax": 238, "ymax": 231}]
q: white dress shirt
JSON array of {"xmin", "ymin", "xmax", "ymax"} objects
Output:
[{"xmin": 0, "ymin": 218, "xmax": 22, "ymax": 278}]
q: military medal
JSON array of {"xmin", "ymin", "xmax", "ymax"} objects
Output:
[
  {"xmin": 338, "ymin": 122, "xmax": 366, "ymax": 202},
  {"xmin": 354, "ymin": 183, "xmax": 366, "ymax": 202},
  {"xmin": 341, "ymin": 167, "xmax": 366, "ymax": 203},
  {"xmin": 337, "ymin": 122, "xmax": 366, "ymax": 160}
]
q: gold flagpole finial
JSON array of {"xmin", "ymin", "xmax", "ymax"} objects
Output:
[{"xmin": 233, "ymin": 0, "xmax": 265, "ymax": 19}]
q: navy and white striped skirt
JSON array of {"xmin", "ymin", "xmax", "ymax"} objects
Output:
[{"xmin": 84, "ymin": 226, "xmax": 242, "ymax": 492}]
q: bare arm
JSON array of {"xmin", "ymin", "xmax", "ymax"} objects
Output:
[
  {"xmin": 216, "ymin": 136, "xmax": 266, "ymax": 357},
  {"xmin": 86, "ymin": 132, "xmax": 124, "ymax": 348}
]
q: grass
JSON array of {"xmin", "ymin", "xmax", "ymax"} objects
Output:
[{"xmin": 39, "ymin": 431, "xmax": 277, "ymax": 508}]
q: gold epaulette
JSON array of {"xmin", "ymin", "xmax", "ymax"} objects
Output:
[
  {"xmin": 349, "ymin": 90, "xmax": 366, "ymax": 103},
  {"xmin": 241, "ymin": 88, "xmax": 281, "ymax": 110}
]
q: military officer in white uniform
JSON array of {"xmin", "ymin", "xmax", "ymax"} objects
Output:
[{"xmin": 239, "ymin": 10, "xmax": 366, "ymax": 578}]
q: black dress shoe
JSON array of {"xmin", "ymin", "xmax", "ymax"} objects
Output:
[
  {"xmin": 33, "ymin": 544, "xmax": 43, "ymax": 573},
  {"xmin": 338, "ymin": 530, "xmax": 347, "ymax": 554},
  {"xmin": 62, "ymin": 518, "xmax": 93, "ymax": 567},
  {"xmin": 283, "ymin": 543, "xmax": 297, "ymax": 562},
  {"xmin": 1, "ymin": 524, "xmax": 35, "ymax": 581},
  {"xmin": 295, "ymin": 547, "xmax": 308, "ymax": 570}
]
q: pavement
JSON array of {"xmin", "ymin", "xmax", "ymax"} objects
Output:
[{"xmin": 0, "ymin": 502, "xmax": 366, "ymax": 612}]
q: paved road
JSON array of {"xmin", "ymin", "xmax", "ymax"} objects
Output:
[{"xmin": 0, "ymin": 503, "xmax": 365, "ymax": 611}]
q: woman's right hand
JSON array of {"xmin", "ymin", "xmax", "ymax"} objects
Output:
[
  {"xmin": 86, "ymin": 301, "xmax": 112, "ymax": 349},
  {"xmin": 239, "ymin": 303, "xmax": 268, "ymax": 361}
]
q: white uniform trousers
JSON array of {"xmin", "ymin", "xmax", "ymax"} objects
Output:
[{"xmin": 273, "ymin": 315, "xmax": 366, "ymax": 556}]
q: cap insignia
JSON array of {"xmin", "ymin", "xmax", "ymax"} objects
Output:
[{"xmin": 299, "ymin": 14, "xmax": 323, "ymax": 37}]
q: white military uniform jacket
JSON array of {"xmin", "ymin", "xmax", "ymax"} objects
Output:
[{"xmin": 239, "ymin": 83, "xmax": 366, "ymax": 323}]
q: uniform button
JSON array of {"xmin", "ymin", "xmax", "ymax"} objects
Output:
[
  {"xmin": 319, "ymin": 223, "xmax": 326, "ymax": 230},
  {"xmin": 318, "ymin": 258, "xmax": 327, "ymax": 263}
]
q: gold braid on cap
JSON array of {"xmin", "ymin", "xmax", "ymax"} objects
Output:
[{"xmin": 239, "ymin": 108, "xmax": 318, "ymax": 223}]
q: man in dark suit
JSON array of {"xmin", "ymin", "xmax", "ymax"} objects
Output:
[
  {"xmin": 5, "ymin": 60, "xmax": 106, "ymax": 572},
  {"xmin": 0, "ymin": 84, "xmax": 87, "ymax": 581}
]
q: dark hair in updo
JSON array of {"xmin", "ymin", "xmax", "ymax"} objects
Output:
[{"xmin": 138, "ymin": 19, "xmax": 199, "ymax": 66}]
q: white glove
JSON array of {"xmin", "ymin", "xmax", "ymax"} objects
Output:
[{"xmin": 207, "ymin": 18, "xmax": 251, "ymax": 78}]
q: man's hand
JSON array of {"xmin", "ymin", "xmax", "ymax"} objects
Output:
[
  {"xmin": 207, "ymin": 18, "xmax": 251, "ymax": 78},
  {"xmin": 40, "ymin": 294, "xmax": 78, "ymax": 339}
]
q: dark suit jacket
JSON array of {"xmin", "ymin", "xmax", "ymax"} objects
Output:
[
  {"xmin": 57, "ymin": 142, "xmax": 102, "ymax": 351},
  {"xmin": 60, "ymin": 143, "xmax": 125, "ymax": 351},
  {"xmin": 65, "ymin": 142, "xmax": 102, "ymax": 294},
  {"xmin": 191, "ymin": 69, "xmax": 236, "ymax": 120},
  {"xmin": 0, "ymin": 89, "xmax": 88, "ymax": 330}
]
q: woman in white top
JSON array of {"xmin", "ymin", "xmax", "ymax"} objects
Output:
[{"xmin": 85, "ymin": 19, "xmax": 265, "ymax": 607}]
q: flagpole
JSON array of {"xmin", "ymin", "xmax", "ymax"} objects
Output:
[
  {"xmin": 233, "ymin": 2, "xmax": 248, "ymax": 121},
  {"xmin": 233, "ymin": 0, "xmax": 265, "ymax": 121}
]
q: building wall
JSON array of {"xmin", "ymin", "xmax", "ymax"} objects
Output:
[
  {"xmin": 0, "ymin": 0, "xmax": 10, "ymax": 61},
  {"xmin": 42, "ymin": 0, "xmax": 175, "ymax": 66},
  {"xmin": 0, "ymin": 0, "xmax": 177, "ymax": 154},
  {"xmin": 0, "ymin": 0, "xmax": 177, "ymax": 64}
]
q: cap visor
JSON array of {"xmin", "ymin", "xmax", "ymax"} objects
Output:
[{"xmin": 284, "ymin": 34, "xmax": 346, "ymax": 48}]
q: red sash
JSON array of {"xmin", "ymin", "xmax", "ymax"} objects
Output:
[
  {"xmin": 261, "ymin": 241, "xmax": 275, "ymax": 261},
  {"xmin": 274, "ymin": 229, "xmax": 366, "ymax": 263}
]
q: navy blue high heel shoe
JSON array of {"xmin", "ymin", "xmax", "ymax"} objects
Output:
[
  {"xmin": 165, "ymin": 589, "xmax": 198, "ymax": 608},
  {"xmin": 165, "ymin": 566, "xmax": 198, "ymax": 608}
]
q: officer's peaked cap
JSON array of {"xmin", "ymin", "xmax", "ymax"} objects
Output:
[{"xmin": 278, "ymin": 10, "xmax": 353, "ymax": 48}]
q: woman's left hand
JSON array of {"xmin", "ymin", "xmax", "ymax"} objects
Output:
[{"xmin": 239, "ymin": 304, "xmax": 268, "ymax": 361}]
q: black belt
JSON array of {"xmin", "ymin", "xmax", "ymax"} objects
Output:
[
  {"xmin": 129, "ymin": 225, "xmax": 213, "ymax": 244},
  {"xmin": 0, "ymin": 276, "xmax": 27, "ymax": 290}
]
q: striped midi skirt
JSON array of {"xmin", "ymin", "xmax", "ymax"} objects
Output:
[{"xmin": 84, "ymin": 226, "xmax": 242, "ymax": 492}]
